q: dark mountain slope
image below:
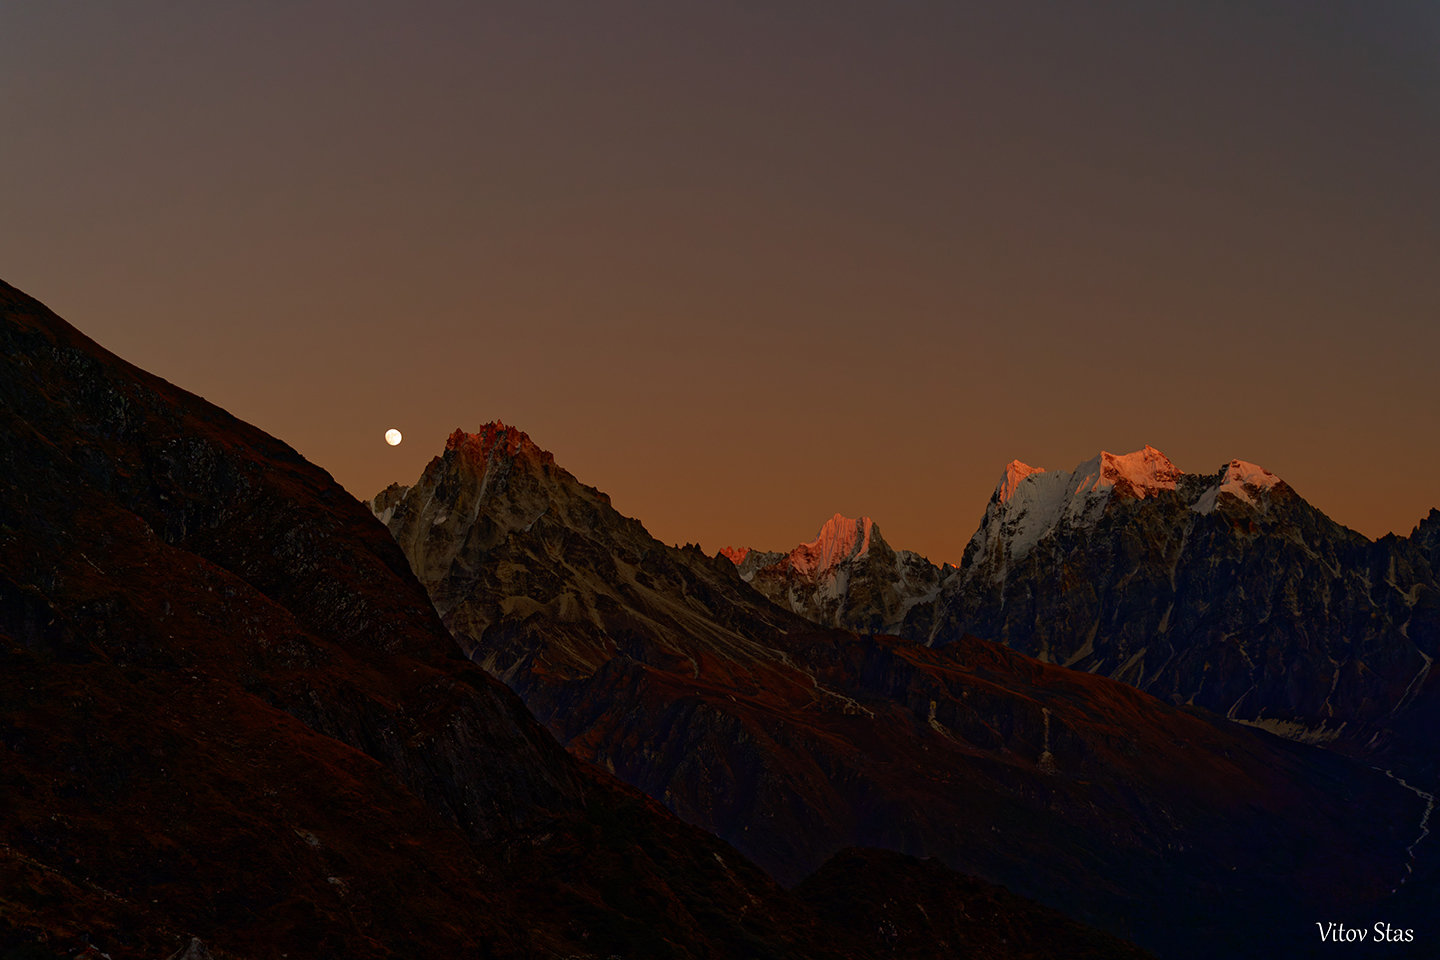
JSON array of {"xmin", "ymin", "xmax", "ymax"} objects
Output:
[{"xmin": 0, "ymin": 279, "xmax": 869, "ymax": 960}]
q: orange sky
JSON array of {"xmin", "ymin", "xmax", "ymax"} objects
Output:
[{"xmin": 4, "ymin": 2, "xmax": 1438, "ymax": 565}]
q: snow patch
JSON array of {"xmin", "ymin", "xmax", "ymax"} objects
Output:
[
  {"xmin": 1233, "ymin": 717, "xmax": 1348, "ymax": 745},
  {"xmin": 1390, "ymin": 651, "xmax": 1433, "ymax": 718},
  {"xmin": 1373, "ymin": 766, "xmax": 1435, "ymax": 889}
]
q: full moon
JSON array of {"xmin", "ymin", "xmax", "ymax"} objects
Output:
[{"xmin": 385, "ymin": 428, "xmax": 402, "ymax": 446}]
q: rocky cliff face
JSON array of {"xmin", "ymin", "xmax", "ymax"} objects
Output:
[
  {"xmin": 908, "ymin": 448, "xmax": 1440, "ymax": 786},
  {"xmin": 720, "ymin": 514, "xmax": 948, "ymax": 637},
  {"xmin": 374, "ymin": 426, "xmax": 1431, "ymax": 960}
]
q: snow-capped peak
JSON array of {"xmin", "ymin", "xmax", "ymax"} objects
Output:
[
  {"xmin": 1191, "ymin": 459, "xmax": 1282, "ymax": 514},
  {"xmin": 968, "ymin": 447, "xmax": 1287, "ymax": 580},
  {"xmin": 789, "ymin": 514, "xmax": 874, "ymax": 579}
]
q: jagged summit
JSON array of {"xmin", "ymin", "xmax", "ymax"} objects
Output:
[
  {"xmin": 445, "ymin": 420, "xmax": 554, "ymax": 466},
  {"xmin": 993, "ymin": 446, "xmax": 1187, "ymax": 501},
  {"xmin": 924, "ymin": 442, "xmax": 1440, "ymax": 794},
  {"xmin": 721, "ymin": 514, "xmax": 879, "ymax": 585}
]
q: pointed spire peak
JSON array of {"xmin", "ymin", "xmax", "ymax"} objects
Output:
[{"xmin": 788, "ymin": 513, "xmax": 876, "ymax": 578}]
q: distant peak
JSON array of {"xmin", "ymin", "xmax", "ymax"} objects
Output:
[{"xmin": 788, "ymin": 514, "xmax": 875, "ymax": 578}]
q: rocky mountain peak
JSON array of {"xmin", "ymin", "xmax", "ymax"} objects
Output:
[
  {"xmin": 993, "ymin": 446, "xmax": 1182, "ymax": 511},
  {"xmin": 445, "ymin": 420, "xmax": 554, "ymax": 468}
]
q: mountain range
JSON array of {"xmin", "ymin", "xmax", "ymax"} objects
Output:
[
  {"xmin": 723, "ymin": 447, "xmax": 1440, "ymax": 791},
  {"xmin": 371, "ymin": 422, "xmax": 1438, "ymax": 959},
  {"xmin": 5, "ymin": 272, "xmax": 1436, "ymax": 958}
]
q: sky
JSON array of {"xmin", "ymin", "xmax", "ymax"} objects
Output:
[{"xmin": 3, "ymin": 1, "xmax": 1438, "ymax": 565}]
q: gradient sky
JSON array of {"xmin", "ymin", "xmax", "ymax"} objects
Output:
[{"xmin": 4, "ymin": 1, "xmax": 1438, "ymax": 564}]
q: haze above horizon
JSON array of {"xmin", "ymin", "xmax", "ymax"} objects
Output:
[{"xmin": 4, "ymin": 1, "xmax": 1437, "ymax": 564}]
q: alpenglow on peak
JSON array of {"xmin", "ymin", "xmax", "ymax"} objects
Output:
[{"xmin": 971, "ymin": 447, "xmax": 1284, "ymax": 571}]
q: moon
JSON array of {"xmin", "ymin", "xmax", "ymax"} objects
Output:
[{"xmin": 385, "ymin": 428, "xmax": 402, "ymax": 446}]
